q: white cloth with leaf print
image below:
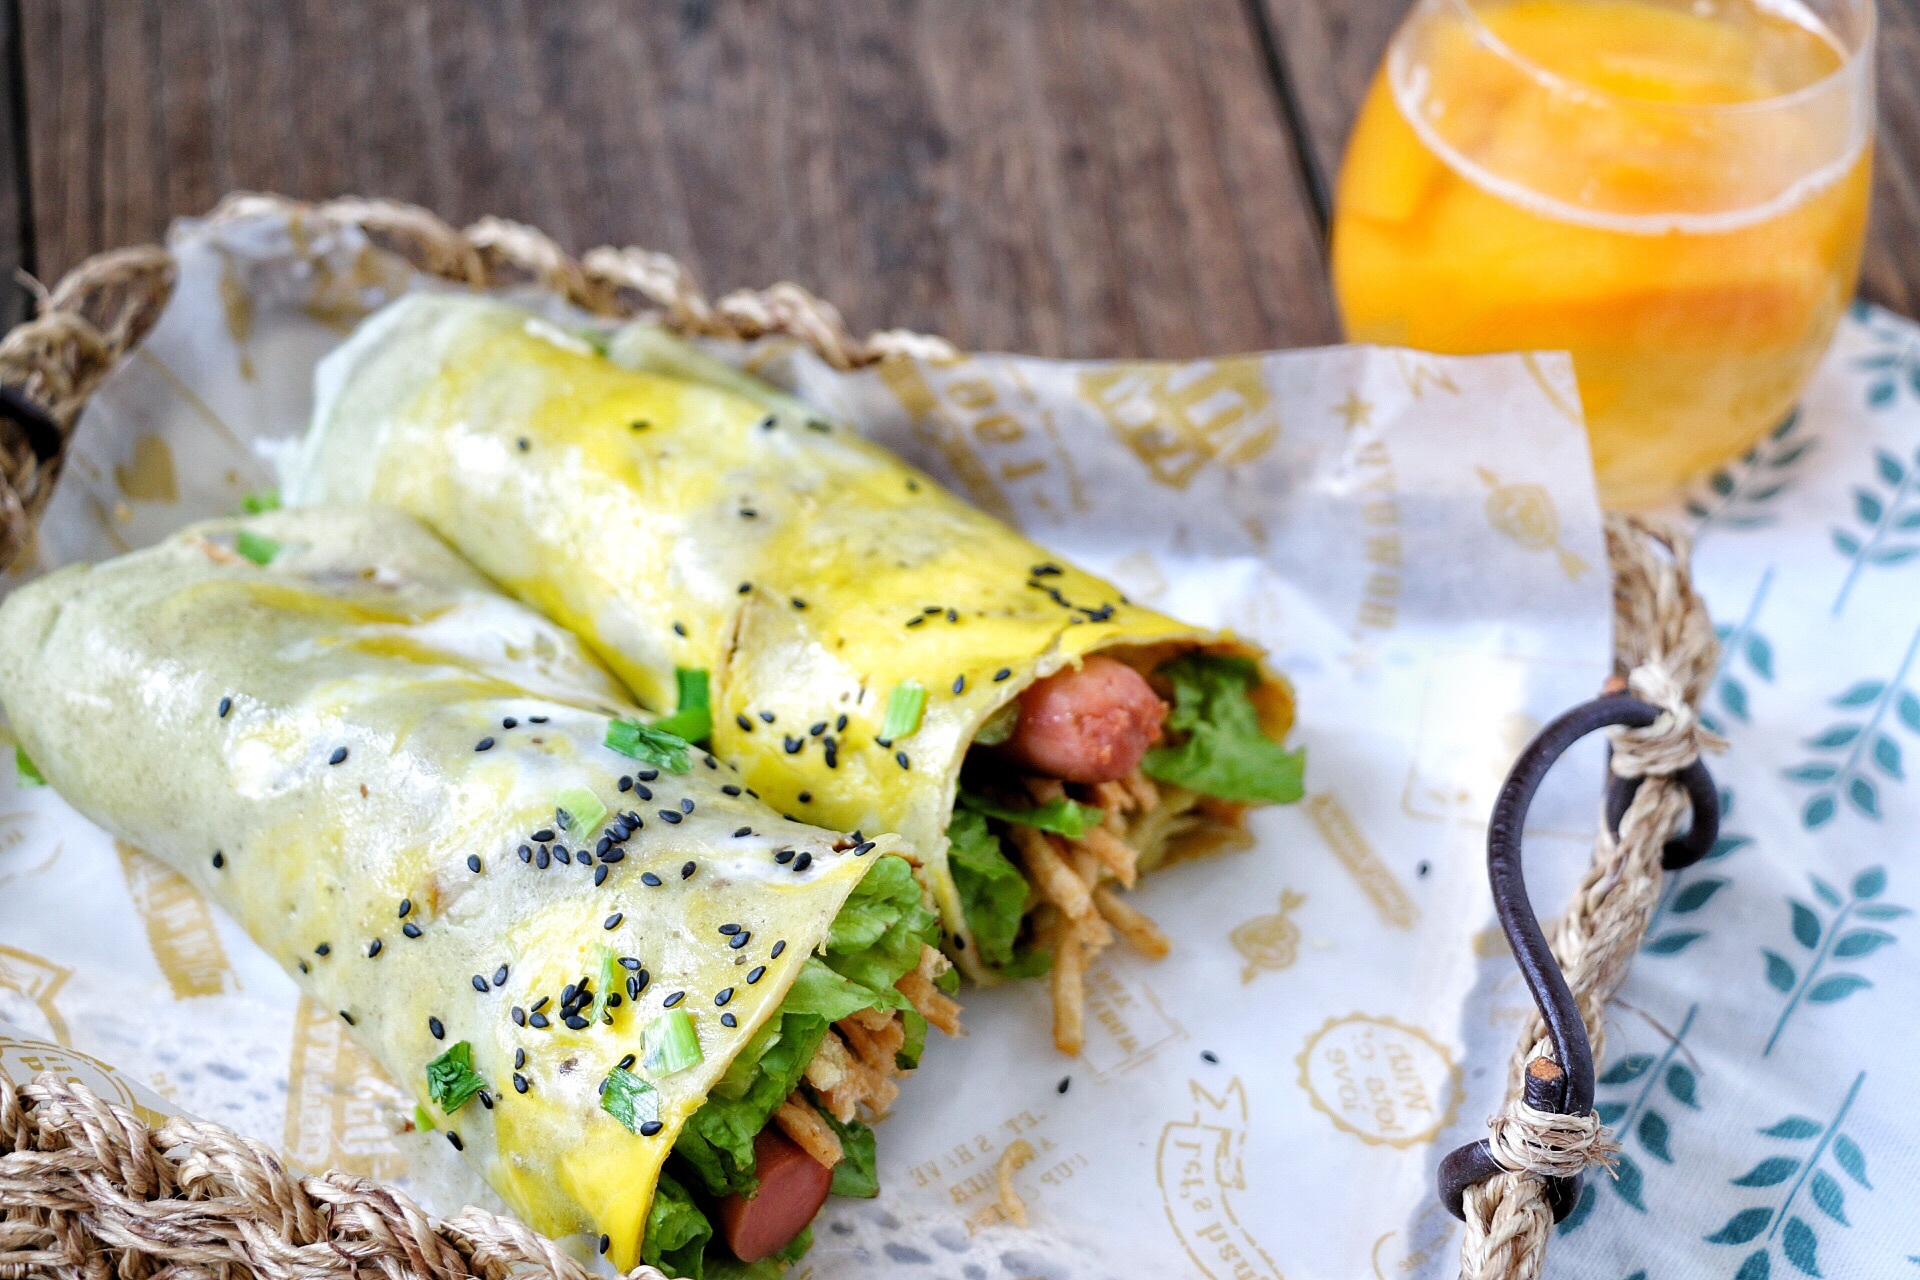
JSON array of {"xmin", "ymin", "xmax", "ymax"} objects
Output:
[{"xmin": 1546, "ymin": 301, "xmax": 1920, "ymax": 1280}]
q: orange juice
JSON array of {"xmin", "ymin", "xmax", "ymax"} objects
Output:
[{"xmin": 1332, "ymin": 0, "xmax": 1872, "ymax": 507}]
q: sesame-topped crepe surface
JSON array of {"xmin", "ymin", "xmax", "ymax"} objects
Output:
[
  {"xmin": 291, "ymin": 296, "xmax": 1297, "ymax": 982},
  {"xmin": 0, "ymin": 506, "xmax": 896, "ymax": 1270}
]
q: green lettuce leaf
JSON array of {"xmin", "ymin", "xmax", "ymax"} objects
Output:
[
  {"xmin": 958, "ymin": 790, "xmax": 1103, "ymax": 838},
  {"xmin": 642, "ymin": 1169, "xmax": 713, "ymax": 1280},
  {"xmin": 821, "ymin": 855, "xmax": 939, "ymax": 996},
  {"xmin": 946, "ymin": 809, "xmax": 1031, "ymax": 971},
  {"xmin": 818, "ymin": 1108, "xmax": 879, "ymax": 1198},
  {"xmin": 1141, "ymin": 654, "xmax": 1305, "ymax": 804},
  {"xmin": 896, "ymin": 1009, "xmax": 927, "ymax": 1071}
]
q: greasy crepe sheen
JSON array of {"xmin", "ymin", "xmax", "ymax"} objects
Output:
[
  {"xmin": 0, "ymin": 507, "xmax": 892, "ymax": 1270},
  {"xmin": 291, "ymin": 296, "xmax": 1293, "ymax": 976}
]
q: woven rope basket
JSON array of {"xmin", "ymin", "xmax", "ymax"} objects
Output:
[{"xmin": 0, "ymin": 193, "xmax": 1716, "ymax": 1280}]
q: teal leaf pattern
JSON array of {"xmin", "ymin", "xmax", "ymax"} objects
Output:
[
  {"xmin": 1830, "ymin": 445, "xmax": 1920, "ymax": 614},
  {"xmin": 1560, "ymin": 1007, "xmax": 1700, "ymax": 1231},
  {"xmin": 1707, "ymin": 1075, "xmax": 1868, "ymax": 1280},
  {"xmin": 1784, "ymin": 625, "xmax": 1920, "ymax": 828},
  {"xmin": 1644, "ymin": 788, "xmax": 1750, "ymax": 958},
  {"xmin": 1705, "ymin": 570, "xmax": 1778, "ymax": 734},
  {"xmin": 1689, "ymin": 415, "xmax": 1813, "ymax": 536},
  {"xmin": 1764, "ymin": 872, "xmax": 1905, "ymax": 1056}
]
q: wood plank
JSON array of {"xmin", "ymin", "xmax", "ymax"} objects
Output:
[
  {"xmin": 0, "ymin": 0, "xmax": 29, "ymax": 332},
  {"xmin": 1260, "ymin": 0, "xmax": 1920, "ymax": 318},
  {"xmin": 19, "ymin": 0, "xmax": 1339, "ymax": 358}
]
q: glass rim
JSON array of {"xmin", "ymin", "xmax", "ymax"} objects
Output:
[{"xmin": 1435, "ymin": 0, "xmax": 1877, "ymax": 119}]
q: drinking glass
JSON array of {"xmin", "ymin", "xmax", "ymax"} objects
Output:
[{"xmin": 1331, "ymin": 0, "xmax": 1875, "ymax": 508}]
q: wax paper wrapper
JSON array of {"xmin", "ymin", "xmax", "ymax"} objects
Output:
[{"xmin": 0, "ymin": 208, "xmax": 1613, "ymax": 1280}]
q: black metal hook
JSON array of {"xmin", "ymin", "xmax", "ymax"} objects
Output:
[
  {"xmin": 1437, "ymin": 692, "xmax": 1718, "ymax": 1222},
  {"xmin": 0, "ymin": 385, "xmax": 63, "ymax": 463}
]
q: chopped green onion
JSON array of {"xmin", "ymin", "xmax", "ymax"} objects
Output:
[
  {"xmin": 880, "ymin": 680, "xmax": 927, "ymax": 743},
  {"xmin": 555, "ymin": 785, "xmax": 608, "ymax": 840},
  {"xmin": 972, "ymin": 700, "xmax": 1019, "ymax": 746},
  {"xmin": 234, "ymin": 530, "xmax": 280, "ymax": 566},
  {"xmin": 425, "ymin": 1041, "xmax": 487, "ymax": 1115},
  {"xmin": 958, "ymin": 790, "xmax": 1104, "ymax": 839},
  {"xmin": 601, "ymin": 1066, "xmax": 661, "ymax": 1134},
  {"xmin": 14, "ymin": 746, "xmax": 45, "ymax": 788},
  {"xmin": 652, "ymin": 668, "xmax": 711, "ymax": 743},
  {"xmin": 642, "ymin": 1009, "xmax": 704, "ymax": 1076},
  {"xmin": 605, "ymin": 719, "xmax": 692, "ymax": 773},
  {"xmin": 412, "ymin": 1103, "xmax": 436, "ymax": 1132},
  {"xmin": 241, "ymin": 491, "xmax": 281, "ymax": 514},
  {"xmin": 591, "ymin": 944, "xmax": 620, "ymax": 1024}
]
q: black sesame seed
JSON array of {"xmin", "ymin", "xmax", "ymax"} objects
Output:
[
  {"xmin": 632, "ymin": 783, "xmax": 653, "ymax": 801},
  {"xmin": 810, "ymin": 721, "xmax": 827, "ymax": 737},
  {"xmin": 759, "ymin": 711, "xmax": 776, "ymax": 724},
  {"xmin": 783, "ymin": 735, "xmax": 802, "ymax": 754},
  {"xmin": 530, "ymin": 1013, "xmax": 550, "ymax": 1029},
  {"xmin": 604, "ymin": 913, "xmax": 623, "ymax": 930},
  {"xmin": 906, "ymin": 616, "xmax": 926, "ymax": 627},
  {"xmin": 329, "ymin": 747, "xmax": 348, "ymax": 765},
  {"xmin": 494, "ymin": 964, "xmax": 509, "ymax": 986},
  {"xmin": 298, "ymin": 960, "xmax": 310, "ymax": 974},
  {"xmin": 594, "ymin": 864, "xmax": 609, "ymax": 886},
  {"xmin": 212, "ymin": 851, "xmax": 225, "ymax": 869},
  {"xmin": 658, "ymin": 810, "xmax": 682, "ymax": 825},
  {"xmin": 532, "ymin": 829, "xmax": 555, "ymax": 842},
  {"xmin": 994, "ymin": 668, "xmax": 1012, "ymax": 681},
  {"xmin": 733, "ymin": 826, "xmax": 752, "ymax": 837},
  {"xmin": 681, "ymin": 861, "xmax": 696, "ymax": 879},
  {"xmin": 315, "ymin": 943, "xmax": 332, "ymax": 956},
  {"xmin": 640, "ymin": 1120, "xmax": 663, "ymax": 1136},
  {"xmin": 771, "ymin": 941, "xmax": 787, "ymax": 958},
  {"xmin": 429, "ymin": 1016, "xmax": 445, "ymax": 1039},
  {"xmin": 403, "ymin": 922, "xmax": 422, "ymax": 939},
  {"xmin": 218, "ymin": 696, "xmax": 232, "ymax": 718},
  {"xmin": 536, "ymin": 849, "xmax": 551, "ymax": 869},
  {"xmin": 517, "ymin": 437, "xmax": 530, "ymax": 451},
  {"xmin": 595, "ymin": 835, "xmax": 611, "ymax": 856},
  {"xmin": 759, "ymin": 414, "xmax": 777, "ymax": 430},
  {"xmin": 947, "ymin": 608, "xmax": 959, "ymax": 623},
  {"xmin": 473, "ymin": 974, "xmax": 489, "ymax": 993},
  {"xmin": 565, "ymin": 1015, "xmax": 589, "ymax": 1030},
  {"xmin": 479, "ymin": 1091, "xmax": 493, "ymax": 1110},
  {"xmin": 467, "ymin": 854, "xmax": 482, "ymax": 873},
  {"xmin": 618, "ymin": 776, "xmax": 632, "ymax": 792},
  {"xmin": 530, "ymin": 715, "xmax": 548, "ymax": 724},
  {"xmin": 399, "ymin": 899, "xmax": 412, "ymax": 918},
  {"xmin": 626, "ymin": 976, "xmax": 641, "ymax": 1000},
  {"xmin": 721, "ymin": 1012, "xmax": 738, "ymax": 1028},
  {"xmin": 1201, "ymin": 1050, "xmax": 1220, "ymax": 1064},
  {"xmin": 680, "ymin": 797, "xmax": 695, "ymax": 814},
  {"xmin": 599, "ymin": 1234, "xmax": 610, "ymax": 1258},
  {"xmin": 512, "ymin": 1006, "xmax": 527, "ymax": 1026},
  {"xmin": 738, "ymin": 582, "xmax": 752, "ymax": 594},
  {"xmin": 953, "ymin": 675, "xmax": 966, "ymax": 694},
  {"xmin": 663, "ymin": 991, "xmax": 685, "ymax": 1007},
  {"xmin": 747, "ymin": 966, "xmax": 766, "ymax": 984},
  {"xmin": 896, "ymin": 750, "xmax": 911, "ymax": 768},
  {"xmin": 736, "ymin": 713, "xmax": 754, "ymax": 732},
  {"xmin": 722, "ymin": 784, "xmax": 742, "ymax": 797},
  {"xmin": 775, "ymin": 849, "xmax": 795, "ymax": 864},
  {"xmin": 532, "ymin": 997, "xmax": 550, "ymax": 1012},
  {"xmin": 1057, "ymin": 1077, "xmax": 1071, "ymax": 1094},
  {"xmin": 730, "ymin": 932, "xmax": 750, "ymax": 950},
  {"xmin": 641, "ymin": 871, "xmax": 662, "ymax": 886},
  {"xmin": 799, "ymin": 792, "xmax": 815, "ymax": 804},
  {"xmin": 513, "ymin": 1073, "xmax": 529, "ymax": 1094},
  {"xmin": 705, "ymin": 754, "xmax": 719, "ymax": 768},
  {"xmin": 824, "ymin": 742, "xmax": 838, "ymax": 769},
  {"xmin": 503, "ymin": 717, "xmax": 518, "ymax": 729},
  {"xmin": 672, "ymin": 621, "xmax": 686, "ymax": 636},
  {"xmin": 792, "ymin": 851, "xmax": 813, "ymax": 872},
  {"xmin": 368, "ymin": 940, "xmax": 383, "ymax": 958},
  {"xmin": 475, "ymin": 738, "xmax": 495, "ymax": 752},
  {"xmin": 447, "ymin": 1131, "xmax": 464, "ymax": 1150},
  {"xmin": 554, "ymin": 846, "xmax": 571, "ymax": 865},
  {"xmin": 791, "ymin": 597, "xmax": 807, "ymax": 610}
]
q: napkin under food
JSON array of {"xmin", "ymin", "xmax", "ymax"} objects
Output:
[{"xmin": 0, "ymin": 209, "xmax": 1611, "ymax": 1280}]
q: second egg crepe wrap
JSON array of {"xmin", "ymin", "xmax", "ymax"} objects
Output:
[{"xmin": 292, "ymin": 295, "xmax": 1302, "ymax": 1003}]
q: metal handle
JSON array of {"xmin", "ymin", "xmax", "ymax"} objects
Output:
[{"xmin": 1437, "ymin": 692, "xmax": 1718, "ymax": 1221}]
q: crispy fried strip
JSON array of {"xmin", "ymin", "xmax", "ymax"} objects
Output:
[
  {"xmin": 1076, "ymin": 824, "xmax": 1139, "ymax": 888},
  {"xmin": 1123, "ymin": 769, "xmax": 1160, "ymax": 813},
  {"xmin": 997, "ymin": 1139, "xmax": 1036, "ymax": 1228},
  {"xmin": 838, "ymin": 1013, "xmax": 906, "ymax": 1071},
  {"xmin": 1092, "ymin": 779, "xmax": 1136, "ymax": 815},
  {"xmin": 1049, "ymin": 917, "xmax": 1088, "ymax": 1055},
  {"xmin": 1093, "ymin": 884, "xmax": 1171, "ymax": 959},
  {"xmin": 775, "ymin": 1092, "xmax": 844, "ymax": 1168},
  {"xmin": 1009, "ymin": 826, "xmax": 1091, "ymax": 919},
  {"xmin": 1023, "ymin": 776, "xmax": 1066, "ymax": 804},
  {"xmin": 802, "ymin": 1029, "xmax": 853, "ymax": 1099},
  {"xmin": 897, "ymin": 970, "xmax": 963, "ymax": 1036}
]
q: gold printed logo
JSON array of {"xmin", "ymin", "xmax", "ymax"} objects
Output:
[
  {"xmin": 1079, "ymin": 359, "xmax": 1277, "ymax": 488},
  {"xmin": 0, "ymin": 944, "xmax": 72, "ymax": 1045},
  {"xmin": 1296, "ymin": 1014, "xmax": 1463, "ymax": 1149},
  {"xmin": 1304, "ymin": 793, "xmax": 1418, "ymax": 931},
  {"xmin": 0, "ymin": 1032, "xmax": 174, "ymax": 1129},
  {"xmin": 1229, "ymin": 890, "xmax": 1306, "ymax": 983},
  {"xmin": 1156, "ymin": 1077, "xmax": 1285, "ymax": 1280},
  {"xmin": 873, "ymin": 357, "xmax": 1018, "ymax": 523},
  {"xmin": 1476, "ymin": 468, "xmax": 1589, "ymax": 580},
  {"xmin": 1080, "ymin": 965, "xmax": 1186, "ymax": 1079},
  {"xmin": 284, "ymin": 996, "xmax": 409, "ymax": 1180},
  {"xmin": 116, "ymin": 843, "xmax": 237, "ymax": 999}
]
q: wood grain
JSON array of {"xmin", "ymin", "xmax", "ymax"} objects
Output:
[{"xmin": 16, "ymin": 0, "xmax": 1340, "ymax": 358}]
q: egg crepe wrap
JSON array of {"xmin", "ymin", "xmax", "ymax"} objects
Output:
[
  {"xmin": 0, "ymin": 506, "xmax": 946, "ymax": 1276},
  {"xmin": 291, "ymin": 295, "xmax": 1305, "ymax": 1044}
]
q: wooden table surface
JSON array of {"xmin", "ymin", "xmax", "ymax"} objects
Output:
[{"xmin": 6, "ymin": 1, "xmax": 1920, "ymax": 354}]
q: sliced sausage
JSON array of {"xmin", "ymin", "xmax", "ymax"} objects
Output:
[
  {"xmin": 715, "ymin": 1126, "xmax": 835, "ymax": 1263},
  {"xmin": 997, "ymin": 655, "xmax": 1167, "ymax": 784}
]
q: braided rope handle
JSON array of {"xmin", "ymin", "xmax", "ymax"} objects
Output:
[
  {"xmin": 0, "ymin": 1067, "xmax": 673, "ymax": 1280},
  {"xmin": 1455, "ymin": 514, "xmax": 1721, "ymax": 1280},
  {"xmin": 0, "ymin": 190, "xmax": 957, "ymax": 575}
]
